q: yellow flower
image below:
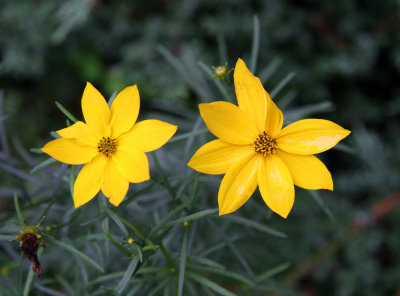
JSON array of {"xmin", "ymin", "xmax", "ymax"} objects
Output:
[
  {"xmin": 42, "ymin": 83, "xmax": 177, "ymax": 208},
  {"xmin": 188, "ymin": 59, "xmax": 350, "ymax": 218}
]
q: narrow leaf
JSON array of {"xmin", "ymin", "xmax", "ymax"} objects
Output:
[
  {"xmin": 255, "ymin": 262, "xmax": 291, "ymax": 283},
  {"xmin": 14, "ymin": 192, "xmax": 26, "ymax": 226},
  {"xmin": 69, "ymin": 165, "xmax": 76, "ymax": 201},
  {"xmin": 102, "ymin": 207, "xmax": 128, "ymax": 236},
  {"xmin": 178, "ymin": 228, "xmax": 189, "ymax": 296},
  {"xmin": 45, "ymin": 235, "xmax": 104, "ymax": 273},
  {"xmin": 115, "ymin": 256, "xmax": 139, "ymax": 294},
  {"xmin": 55, "ymin": 101, "xmax": 78, "ymax": 123},
  {"xmin": 102, "ymin": 222, "xmax": 131, "ymax": 255},
  {"xmin": 250, "ymin": 15, "xmax": 260, "ymax": 73},
  {"xmin": 164, "ymin": 209, "xmax": 218, "ymax": 229},
  {"xmin": 309, "ymin": 191, "xmax": 335, "ymax": 221},
  {"xmin": 270, "ymin": 72, "xmax": 295, "ymax": 99},
  {"xmin": 187, "ymin": 272, "xmax": 238, "ymax": 296},
  {"xmin": 217, "ymin": 33, "xmax": 228, "ymax": 64},
  {"xmin": 167, "ymin": 128, "xmax": 208, "ymax": 144},
  {"xmin": 30, "ymin": 148, "xmax": 45, "ymax": 154},
  {"xmin": 149, "ymin": 200, "xmax": 192, "ymax": 236},
  {"xmin": 30, "ymin": 158, "xmax": 57, "ymax": 173},
  {"xmin": 223, "ymin": 215, "xmax": 287, "ymax": 238}
]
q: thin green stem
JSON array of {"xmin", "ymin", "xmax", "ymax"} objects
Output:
[
  {"xmin": 159, "ymin": 242, "xmax": 174, "ymax": 268},
  {"xmin": 150, "ymin": 152, "xmax": 175, "ymax": 198},
  {"xmin": 222, "ymin": 78, "xmax": 236, "ymax": 101}
]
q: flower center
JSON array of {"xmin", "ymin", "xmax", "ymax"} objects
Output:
[
  {"xmin": 98, "ymin": 137, "xmax": 117, "ymax": 157},
  {"xmin": 254, "ymin": 131, "xmax": 277, "ymax": 156}
]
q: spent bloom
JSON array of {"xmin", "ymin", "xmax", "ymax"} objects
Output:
[
  {"xmin": 16, "ymin": 225, "xmax": 44, "ymax": 277},
  {"xmin": 42, "ymin": 83, "xmax": 177, "ymax": 208},
  {"xmin": 188, "ymin": 58, "xmax": 350, "ymax": 218}
]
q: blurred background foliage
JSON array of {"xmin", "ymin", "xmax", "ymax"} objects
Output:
[{"xmin": 1, "ymin": 0, "xmax": 400, "ymax": 295}]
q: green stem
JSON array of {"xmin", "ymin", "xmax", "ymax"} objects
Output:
[
  {"xmin": 159, "ymin": 242, "xmax": 174, "ymax": 268},
  {"xmin": 150, "ymin": 152, "xmax": 175, "ymax": 198},
  {"xmin": 222, "ymin": 78, "xmax": 236, "ymax": 101}
]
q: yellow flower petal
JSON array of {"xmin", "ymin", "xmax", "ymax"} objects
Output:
[
  {"xmin": 199, "ymin": 101, "xmax": 259, "ymax": 145},
  {"xmin": 73, "ymin": 155, "xmax": 107, "ymax": 208},
  {"xmin": 56, "ymin": 121, "xmax": 98, "ymax": 146},
  {"xmin": 276, "ymin": 119, "xmax": 351, "ymax": 155},
  {"xmin": 276, "ymin": 150, "xmax": 333, "ymax": 190},
  {"xmin": 118, "ymin": 120, "xmax": 177, "ymax": 152},
  {"xmin": 81, "ymin": 82, "xmax": 111, "ymax": 139},
  {"xmin": 112, "ymin": 147, "xmax": 150, "ymax": 183},
  {"xmin": 265, "ymin": 92, "xmax": 283, "ymax": 137},
  {"xmin": 258, "ymin": 155, "xmax": 294, "ymax": 218},
  {"xmin": 102, "ymin": 160, "xmax": 129, "ymax": 206},
  {"xmin": 218, "ymin": 154, "xmax": 260, "ymax": 215},
  {"xmin": 234, "ymin": 58, "xmax": 267, "ymax": 132},
  {"xmin": 110, "ymin": 85, "xmax": 140, "ymax": 138},
  {"xmin": 188, "ymin": 139, "xmax": 254, "ymax": 175},
  {"xmin": 42, "ymin": 138, "xmax": 98, "ymax": 165}
]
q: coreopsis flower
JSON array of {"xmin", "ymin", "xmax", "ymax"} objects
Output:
[
  {"xmin": 188, "ymin": 59, "xmax": 350, "ymax": 218},
  {"xmin": 42, "ymin": 83, "xmax": 177, "ymax": 208}
]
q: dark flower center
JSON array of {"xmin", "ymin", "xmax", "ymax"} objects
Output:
[
  {"xmin": 98, "ymin": 137, "xmax": 117, "ymax": 157},
  {"xmin": 254, "ymin": 131, "xmax": 277, "ymax": 156}
]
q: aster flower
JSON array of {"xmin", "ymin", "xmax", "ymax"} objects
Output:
[
  {"xmin": 42, "ymin": 83, "xmax": 177, "ymax": 208},
  {"xmin": 188, "ymin": 59, "xmax": 350, "ymax": 218}
]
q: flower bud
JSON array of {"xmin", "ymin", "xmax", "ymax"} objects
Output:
[{"xmin": 214, "ymin": 66, "xmax": 228, "ymax": 79}]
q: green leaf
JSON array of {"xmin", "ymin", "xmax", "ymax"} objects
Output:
[
  {"xmin": 309, "ymin": 191, "xmax": 335, "ymax": 221},
  {"xmin": 35, "ymin": 200, "xmax": 54, "ymax": 227},
  {"xmin": 189, "ymin": 256, "xmax": 225, "ymax": 270},
  {"xmin": 198, "ymin": 61, "xmax": 232, "ymax": 101},
  {"xmin": 217, "ymin": 32, "xmax": 228, "ymax": 65},
  {"xmin": 135, "ymin": 245, "xmax": 143, "ymax": 262},
  {"xmin": 101, "ymin": 222, "xmax": 131, "ymax": 255},
  {"xmin": 148, "ymin": 278, "xmax": 170, "ymax": 296},
  {"xmin": 45, "ymin": 235, "xmax": 104, "ymax": 273},
  {"xmin": 102, "ymin": 206, "xmax": 128, "ymax": 236},
  {"xmin": 259, "ymin": 58, "xmax": 281, "ymax": 84},
  {"xmin": 22, "ymin": 266, "xmax": 34, "ymax": 296},
  {"xmin": 270, "ymin": 72, "xmax": 295, "ymax": 99},
  {"xmin": 250, "ymin": 15, "xmax": 260, "ymax": 73},
  {"xmin": 188, "ymin": 266, "xmax": 253, "ymax": 287},
  {"xmin": 209, "ymin": 220, "xmax": 254, "ymax": 277},
  {"xmin": 30, "ymin": 148, "xmax": 45, "ymax": 154},
  {"xmin": 255, "ymin": 262, "xmax": 291, "ymax": 283},
  {"xmin": 30, "ymin": 158, "xmax": 57, "ymax": 173},
  {"xmin": 285, "ymin": 101, "xmax": 333, "ymax": 121},
  {"xmin": 149, "ymin": 199, "xmax": 192, "ymax": 236},
  {"xmin": 333, "ymin": 143, "xmax": 356, "ymax": 154},
  {"xmin": 223, "ymin": 215, "xmax": 287, "ymax": 238},
  {"xmin": 55, "ymin": 101, "xmax": 78, "ymax": 123},
  {"xmin": 0, "ymin": 234, "xmax": 15, "ymax": 241},
  {"xmin": 200, "ymin": 236, "xmax": 240, "ymax": 257},
  {"xmin": 158, "ymin": 46, "xmax": 211, "ymax": 100},
  {"xmin": 178, "ymin": 228, "xmax": 189, "ymax": 296},
  {"xmin": 115, "ymin": 256, "xmax": 139, "ymax": 294},
  {"xmin": 187, "ymin": 272, "xmax": 238, "ymax": 296},
  {"xmin": 14, "ymin": 192, "xmax": 26, "ymax": 226},
  {"xmin": 87, "ymin": 272, "xmax": 125, "ymax": 286},
  {"xmin": 164, "ymin": 209, "xmax": 218, "ymax": 229},
  {"xmin": 167, "ymin": 128, "xmax": 209, "ymax": 144},
  {"xmin": 69, "ymin": 165, "xmax": 76, "ymax": 201},
  {"xmin": 108, "ymin": 91, "xmax": 118, "ymax": 107}
]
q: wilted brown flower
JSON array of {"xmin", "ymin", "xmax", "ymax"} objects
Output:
[{"xmin": 16, "ymin": 226, "xmax": 44, "ymax": 277}]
